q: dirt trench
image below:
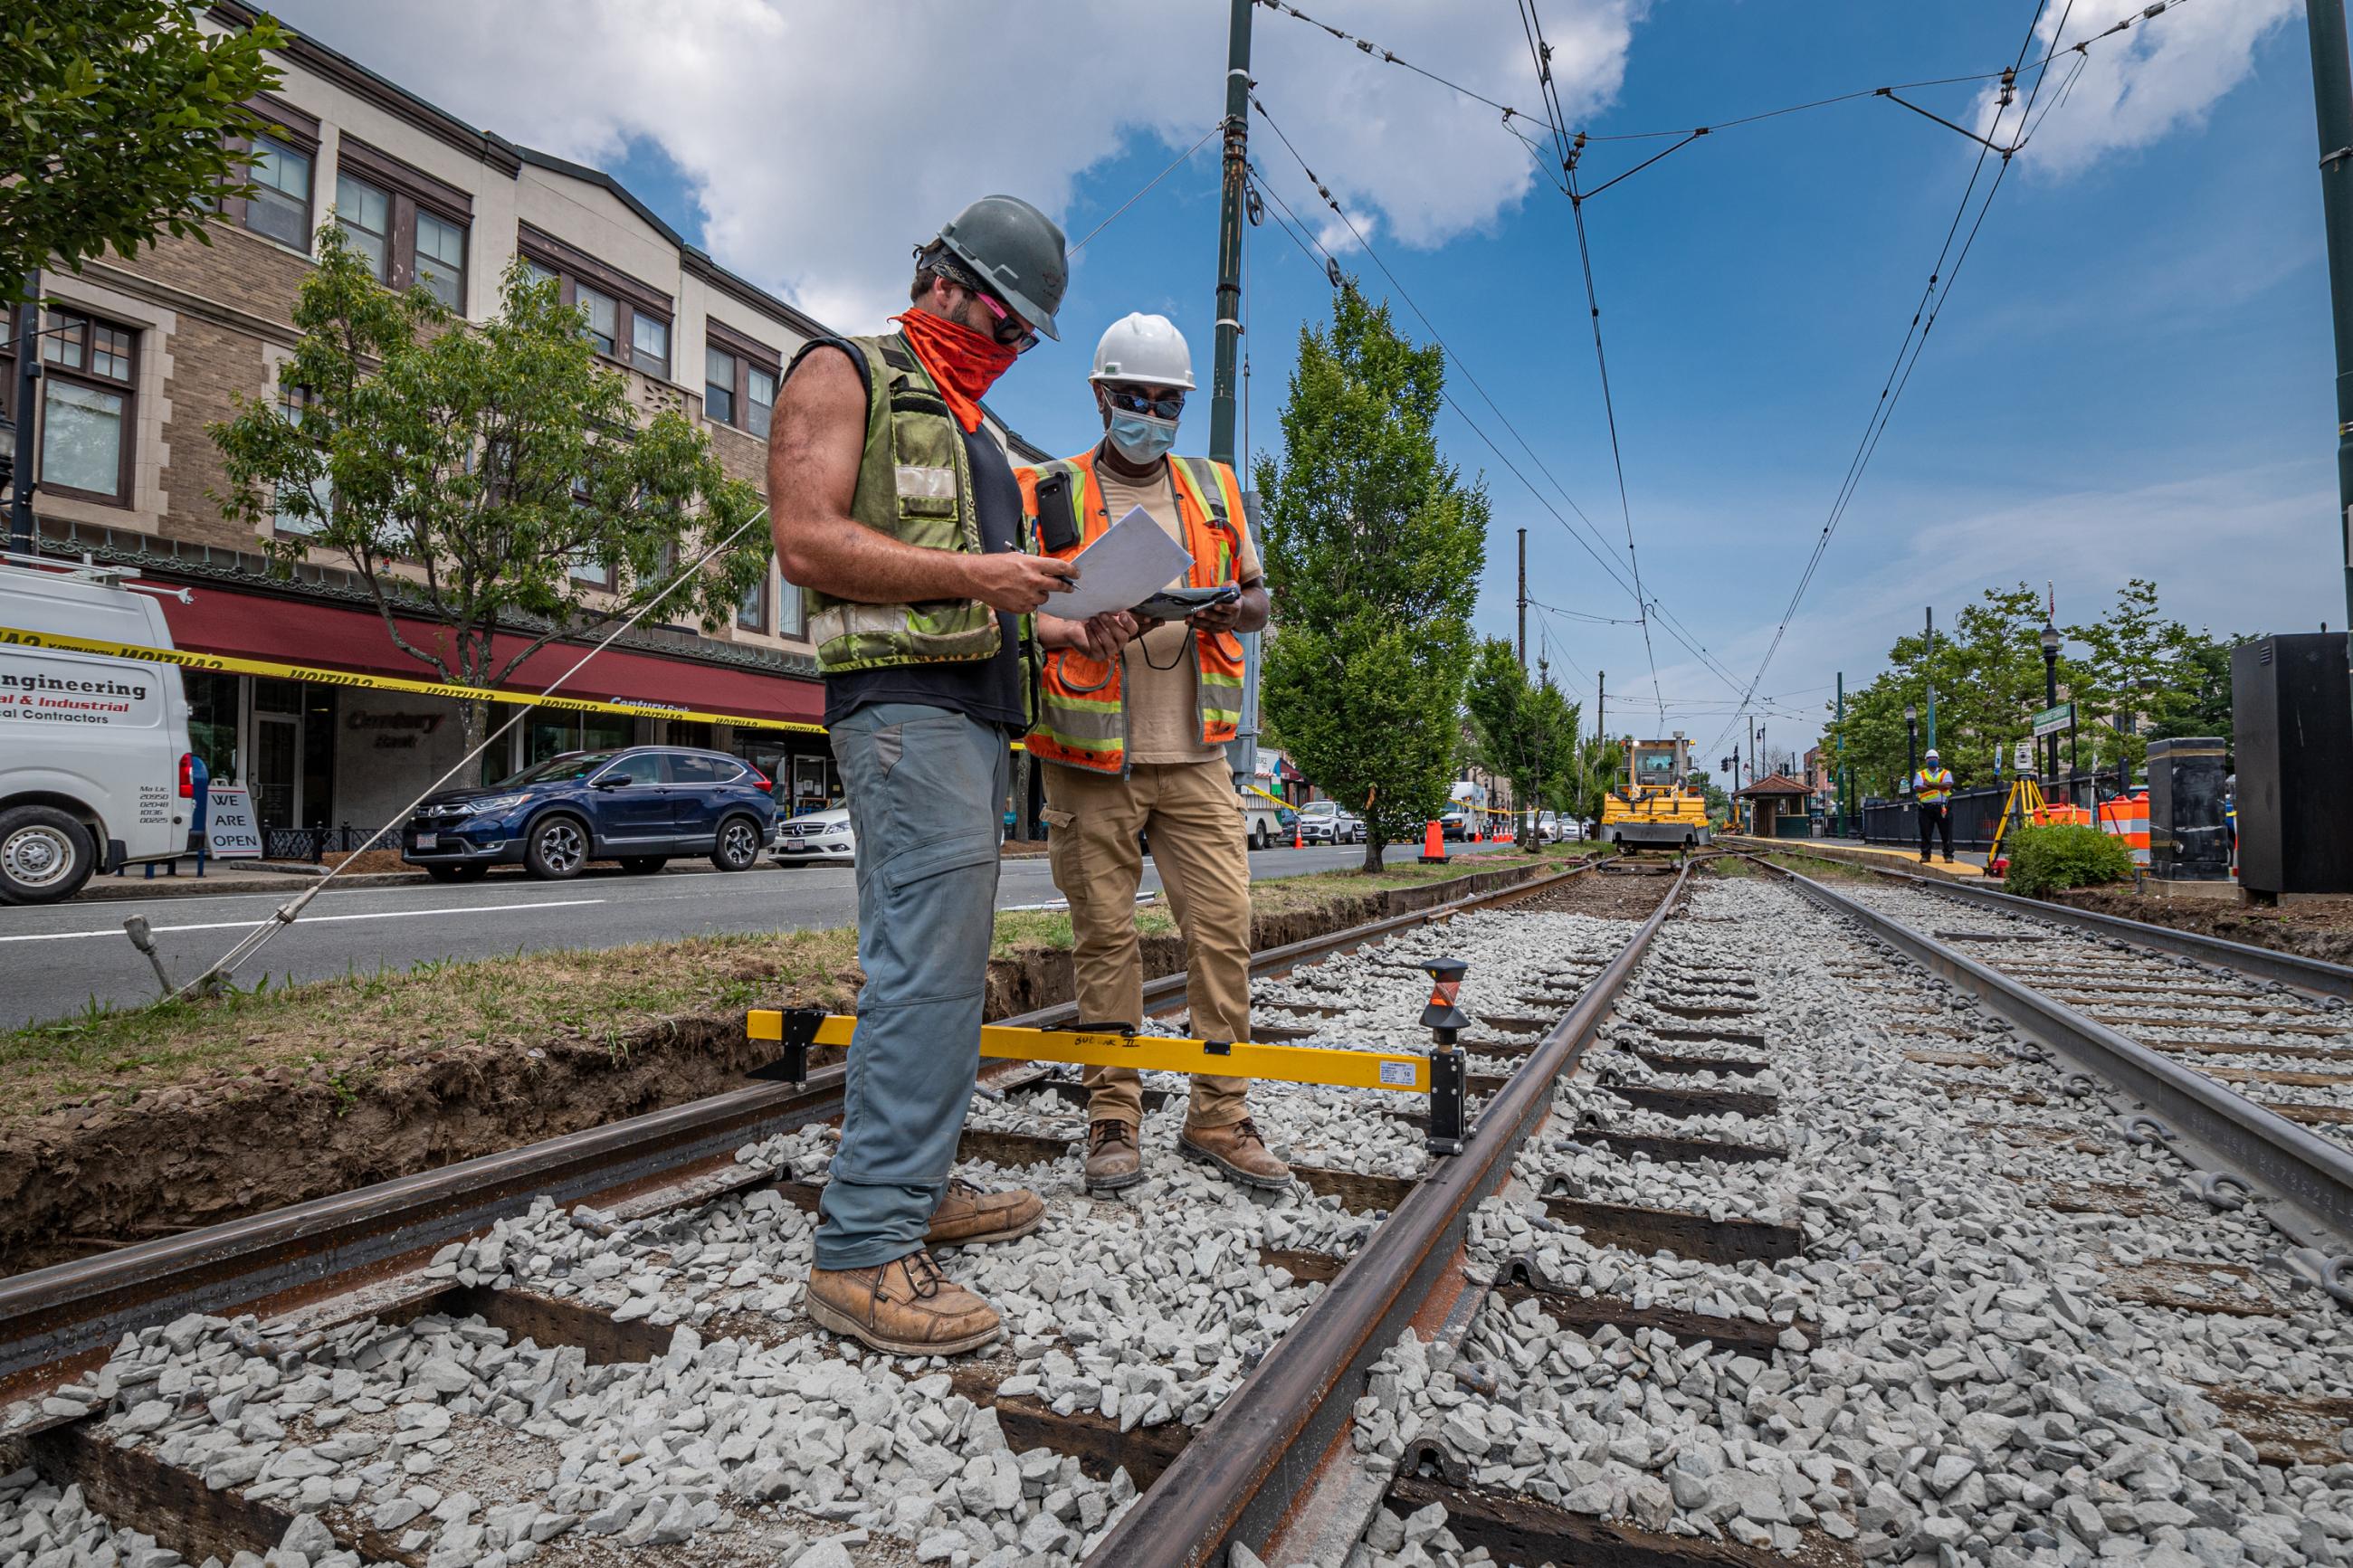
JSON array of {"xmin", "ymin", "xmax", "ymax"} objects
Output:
[{"xmin": 2049, "ymin": 887, "xmax": 2353, "ymax": 967}]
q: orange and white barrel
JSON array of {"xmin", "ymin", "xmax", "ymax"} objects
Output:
[{"xmin": 2099, "ymin": 794, "xmax": 2151, "ymax": 866}]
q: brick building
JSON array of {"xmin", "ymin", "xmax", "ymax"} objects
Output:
[{"xmin": 1, "ymin": 5, "xmax": 1045, "ymax": 836}]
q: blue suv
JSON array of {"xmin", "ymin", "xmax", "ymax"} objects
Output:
[{"xmin": 400, "ymin": 746, "xmax": 776, "ymax": 883}]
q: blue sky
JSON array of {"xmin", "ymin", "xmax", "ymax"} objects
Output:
[{"xmin": 285, "ymin": 1, "xmax": 2333, "ymax": 771}]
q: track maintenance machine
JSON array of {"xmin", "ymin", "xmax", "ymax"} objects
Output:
[{"xmin": 1600, "ymin": 732, "xmax": 1713, "ymax": 851}]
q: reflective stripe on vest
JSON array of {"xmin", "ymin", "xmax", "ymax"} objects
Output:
[
  {"xmin": 1017, "ymin": 450, "xmax": 1248, "ymax": 774},
  {"xmin": 800, "ymin": 334, "xmax": 1021, "ymax": 679},
  {"xmin": 1916, "ymin": 767, "xmax": 1953, "ymax": 805}
]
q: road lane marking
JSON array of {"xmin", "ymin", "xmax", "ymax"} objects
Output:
[{"xmin": 0, "ymin": 898, "xmax": 606, "ymax": 943}]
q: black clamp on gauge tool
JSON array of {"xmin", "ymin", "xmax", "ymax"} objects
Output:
[
  {"xmin": 1420, "ymin": 957, "xmax": 1471, "ymax": 1155},
  {"xmin": 749, "ymin": 1006, "xmax": 828, "ymax": 1086}
]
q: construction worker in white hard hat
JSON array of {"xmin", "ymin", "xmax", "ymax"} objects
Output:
[
  {"xmin": 1015, "ymin": 312, "xmax": 1288, "ymax": 1194},
  {"xmin": 1912, "ymin": 747, "xmax": 1956, "ymax": 864}
]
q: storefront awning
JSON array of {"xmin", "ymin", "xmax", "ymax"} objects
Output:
[{"xmin": 2, "ymin": 583, "xmax": 825, "ymax": 734}]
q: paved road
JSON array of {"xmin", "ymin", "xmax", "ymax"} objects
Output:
[{"xmin": 2, "ymin": 841, "xmax": 1518, "ymax": 1028}]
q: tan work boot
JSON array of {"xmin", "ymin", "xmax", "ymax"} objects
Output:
[
  {"xmin": 1179, "ymin": 1117, "xmax": 1291, "ymax": 1190},
  {"xmin": 805, "ymin": 1250, "xmax": 1000, "ymax": 1356},
  {"xmin": 1083, "ymin": 1118, "xmax": 1143, "ymax": 1193},
  {"xmin": 927, "ymin": 1177, "xmax": 1044, "ymax": 1247}
]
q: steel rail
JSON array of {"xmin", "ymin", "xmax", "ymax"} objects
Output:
[
  {"xmin": 0, "ymin": 852, "xmax": 1609, "ymax": 1386},
  {"xmin": 1082, "ymin": 863, "xmax": 1691, "ymax": 1568},
  {"xmin": 1751, "ymin": 856, "xmax": 2353, "ymax": 1254}
]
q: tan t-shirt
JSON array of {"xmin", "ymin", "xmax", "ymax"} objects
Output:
[{"xmin": 1094, "ymin": 461, "xmax": 1263, "ymax": 765}]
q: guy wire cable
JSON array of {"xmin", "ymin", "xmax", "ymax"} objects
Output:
[{"xmin": 172, "ymin": 506, "xmax": 774, "ymax": 1000}]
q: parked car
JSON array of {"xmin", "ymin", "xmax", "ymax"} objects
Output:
[
  {"xmin": 1537, "ymin": 811, "xmax": 1562, "ymax": 843},
  {"xmin": 0, "ymin": 560, "xmax": 200, "ymax": 903},
  {"xmin": 400, "ymin": 746, "xmax": 775, "ymax": 882},
  {"xmin": 776, "ymin": 805, "xmax": 856, "ymax": 865},
  {"xmin": 1295, "ymin": 800, "xmax": 1366, "ymax": 844}
]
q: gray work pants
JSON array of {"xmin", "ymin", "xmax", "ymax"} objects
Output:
[{"xmin": 815, "ymin": 701, "xmax": 1008, "ymax": 1270}]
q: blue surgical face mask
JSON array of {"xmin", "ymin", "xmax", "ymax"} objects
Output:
[{"xmin": 1107, "ymin": 410, "xmax": 1178, "ymax": 465}]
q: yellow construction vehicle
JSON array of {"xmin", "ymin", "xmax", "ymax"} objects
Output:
[{"xmin": 1601, "ymin": 732, "xmax": 1712, "ymax": 852}]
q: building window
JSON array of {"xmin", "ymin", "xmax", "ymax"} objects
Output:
[
  {"xmin": 335, "ymin": 172, "xmax": 393, "ymax": 280},
  {"xmin": 415, "ymin": 209, "xmax": 466, "ymax": 309},
  {"xmin": 272, "ymin": 386, "xmax": 333, "ymax": 537},
  {"xmin": 519, "ymin": 235, "xmax": 676, "ymax": 385},
  {"xmin": 705, "ymin": 347, "xmax": 736, "ymax": 426},
  {"xmin": 38, "ymin": 309, "xmax": 136, "ymax": 502},
  {"xmin": 748, "ymin": 365, "xmax": 776, "ymax": 438},
  {"xmin": 240, "ymin": 134, "xmax": 313, "ymax": 249},
  {"xmin": 568, "ymin": 549, "xmax": 611, "ymax": 588},
  {"xmin": 736, "ymin": 570, "xmax": 767, "ymax": 632},
  {"xmin": 776, "ymin": 568, "xmax": 804, "ymax": 638},
  {"xmin": 632, "ymin": 314, "xmax": 669, "ymax": 378},
  {"xmin": 575, "ymin": 285, "xmax": 617, "ymax": 357},
  {"xmin": 702, "ymin": 330, "xmax": 782, "ymax": 437}
]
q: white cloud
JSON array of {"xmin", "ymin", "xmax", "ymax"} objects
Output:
[
  {"xmin": 274, "ymin": 0, "xmax": 1635, "ymax": 331},
  {"xmin": 1977, "ymin": 0, "xmax": 2296, "ymax": 176}
]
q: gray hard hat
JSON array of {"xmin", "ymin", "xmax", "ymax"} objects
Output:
[{"xmin": 932, "ymin": 195, "xmax": 1069, "ymax": 341}]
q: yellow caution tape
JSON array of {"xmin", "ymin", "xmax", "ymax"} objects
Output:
[
  {"xmin": 748, "ymin": 1010, "xmax": 1433, "ymax": 1093},
  {"xmin": 0, "ymin": 623, "xmax": 827, "ymax": 735}
]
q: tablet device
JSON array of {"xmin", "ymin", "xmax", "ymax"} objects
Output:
[{"xmin": 1133, "ymin": 584, "xmax": 1241, "ymax": 622}]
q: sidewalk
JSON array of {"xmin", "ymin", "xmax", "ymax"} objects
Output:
[
  {"xmin": 76, "ymin": 860, "xmax": 431, "ymax": 900},
  {"xmin": 1722, "ymin": 834, "xmax": 1994, "ymax": 882}
]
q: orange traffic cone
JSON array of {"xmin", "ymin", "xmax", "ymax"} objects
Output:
[
  {"xmin": 1419, "ymin": 820, "xmax": 1448, "ymax": 865},
  {"xmin": 1293, "ymin": 818, "xmax": 1303, "ymax": 850}
]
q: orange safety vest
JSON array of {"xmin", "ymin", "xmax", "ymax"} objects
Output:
[
  {"xmin": 1015, "ymin": 449, "xmax": 1248, "ymax": 774},
  {"xmin": 1915, "ymin": 766, "xmax": 1953, "ymax": 806}
]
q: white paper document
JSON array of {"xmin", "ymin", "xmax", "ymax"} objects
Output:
[{"xmin": 1046, "ymin": 505, "xmax": 1194, "ymax": 622}]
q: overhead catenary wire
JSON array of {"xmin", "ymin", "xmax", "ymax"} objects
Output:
[
  {"xmin": 1708, "ymin": 0, "xmax": 2115, "ymax": 758},
  {"xmin": 172, "ymin": 506, "xmax": 774, "ymax": 1000},
  {"xmin": 1067, "ymin": 123, "xmax": 1224, "ymax": 255},
  {"xmin": 1519, "ymin": 0, "xmax": 1665, "ymax": 732}
]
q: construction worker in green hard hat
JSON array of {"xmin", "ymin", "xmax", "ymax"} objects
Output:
[{"xmin": 768, "ymin": 195, "xmax": 1134, "ymax": 1358}]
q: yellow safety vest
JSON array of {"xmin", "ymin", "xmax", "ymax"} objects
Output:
[{"xmin": 1915, "ymin": 767, "xmax": 1953, "ymax": 806}]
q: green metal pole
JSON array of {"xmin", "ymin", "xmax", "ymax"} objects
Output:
[
  {"xmin": 2311, "ymin": 0, "xmax": 2353, "ymax": 672},
  {"xmin": 1835, "ymin": 671, "xmax": 1845, "ymax": 837},
  {"xmin": 1924, "ymin": 606, "xmax": 1937, "ymax": 753},
  {"xmin": 1208, "ymin": 0, "xmax": 1253, "ymax": 467}
]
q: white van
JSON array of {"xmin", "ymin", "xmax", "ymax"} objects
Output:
[{"xmin": 0, "ymin": 559, "xmax": 199, "ymax": 902}]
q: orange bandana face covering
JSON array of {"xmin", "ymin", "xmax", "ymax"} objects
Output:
[{"xmin": 892, "ymin": 309, "xmax": 1017, "ymax": 432}]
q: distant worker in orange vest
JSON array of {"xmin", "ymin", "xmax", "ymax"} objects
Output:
[
  {"xmin": 1017, "ymin": 312, "xmax": 1288, "ymax": 1195},
  {"xmin": 1913, "ymin": 748, "xmax": 1956, "ymax": 864}
]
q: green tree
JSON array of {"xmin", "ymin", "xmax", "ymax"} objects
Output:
[
  {"xmin": 1261, "ymin": 284, "xmax": 1487, "ymax": 870},
  {"xmin": 1567, "ymin": 736, "xmax": 1624, "ymax": 837},
  {"xmin": 4, "ymin": 4, "xmax": 288, "ymax": 287},
  {"xmin": 1464, "ymin": 639, "xmax": 1581, "ymax": 851},
  {"xmin": 2068, "ymin": 579, "xmax": 2195, "ymax": 778},
  {"xmin": 210, "ymin": 224, "xmax": 767, "ymax": 743},
  {"xmin": 2148, "ymin": 629, "xmax": 2238, "ymax": 747}
]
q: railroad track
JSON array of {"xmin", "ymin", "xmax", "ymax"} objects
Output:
[{"xmin": 7, "ymin": 851, "xmax": 2353, "ymax": 1568}]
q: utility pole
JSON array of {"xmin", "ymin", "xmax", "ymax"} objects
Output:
[
  {"xmin": 1207, "ymin": 0, "xmax": 1253, "ymax": 468},
  {"xmin": 1835, "ymin": 670, "xmax": 1846, "ymax": 837},
  {"xmin": 1209, "ymin": 0, "xmax": 1255, "ymax": 794},
  {"xmin": 1924, "ymin": 606, "xmax": 1938, "ymax": 753},
  {"xmin": 1596, "ymin": 670, "xmax": 1605, "ymax": 749},
  {"xmin": 1515, "ymin": 527, "xmax": 1527, "ymax": 669}
]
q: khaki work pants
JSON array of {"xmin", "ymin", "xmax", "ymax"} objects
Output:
[{"xmin": 1042, "ymin": 757, "xmax": 1252, "ymax": 1131}]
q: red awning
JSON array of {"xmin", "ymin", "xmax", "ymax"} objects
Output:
[{"xmin": 157, "ymin": 584, "xmax": 824, "ymax": 727}]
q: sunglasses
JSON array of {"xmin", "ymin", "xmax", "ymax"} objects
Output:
[
  {"xmin": 1105, "ymin": 386, "xmax": 1186, "ymax": 420},
  {"xmin": 953, "ymin": 277, "xmax": 1038, "ymax": 354}
]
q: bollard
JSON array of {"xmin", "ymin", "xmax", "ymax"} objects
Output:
[{"xmin": 1421, "ymin": 957, "xmax": 1470, "ymax": 1154}]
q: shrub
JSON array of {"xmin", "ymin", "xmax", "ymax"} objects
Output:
[{"xmin": 2003, "ymin": 823, "xmax": 2136, "ymax": 898}]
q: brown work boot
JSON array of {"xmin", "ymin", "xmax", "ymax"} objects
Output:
[
  {"xmin": 805, "ymin": 1250, "xmax": 1000, "ymax": 1356},
  {"xmin": 926, "ymin": 1177, "xmax": 1044, "ymax": 1247},
  {"xmin": 1179, "ymin": 1117, "xmax": 1291, "ymax": 1191},
  {"xmin": 1083, "ymin": 1118, "xmax": 1143, "ymax": 1193}
]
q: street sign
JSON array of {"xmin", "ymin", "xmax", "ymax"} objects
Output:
[
  {"xmin": 2031, "ymin": 702, "xmax": 2073, "ymax": 739},
  {"xmin": 204, "ymin": 784, "xmax": 263, "ymax": 859},
  {"xmin": 2014, "ymin": 740, "xmax": 2035, "ymax": 771}
]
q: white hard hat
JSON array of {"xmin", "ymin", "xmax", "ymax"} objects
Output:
[
  {"xmin": 1091, "ymin": 312, "xmax": 1194, "ymax": 389},
  {"xmin": 1924, "ymin": 749, "xmax": 1940, "ymax": 762}
]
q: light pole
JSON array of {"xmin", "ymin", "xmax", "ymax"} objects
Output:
[
  {"xmin": 2039, "ymin": 622, "xmax": 2062, "ymax": 789},
  {"xmin": 1904, "ymin": 702, "xmax": 1919, "ymax": 798}
]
